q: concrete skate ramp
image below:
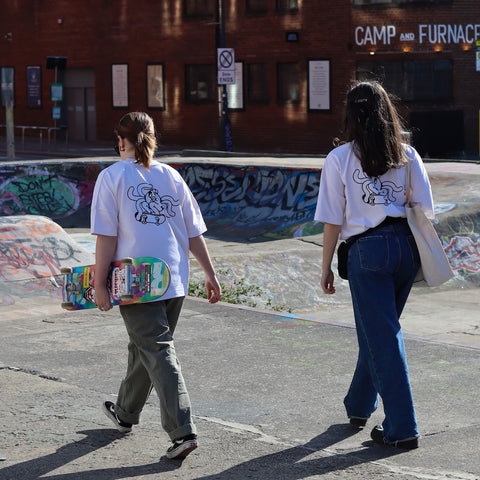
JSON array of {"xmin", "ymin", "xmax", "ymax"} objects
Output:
[
  {"xmin": 0, "ymin": 159, "xmax": 480, "ymax": 291},
  {"xmin": 0, "ymin": 215, "xmax": 94, "ymax": 311}
]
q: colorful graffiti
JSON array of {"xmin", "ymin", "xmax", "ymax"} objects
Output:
[
  {"xmin": 173, "ymin": 163, "xmax": 322, "ymax": 239},
  {"xmin": 0, "ymin": 160, "xmax": 479, "ymax": 280},
  {"xmin": 0, "ymin": 215, "xmax": 93, "ymax": 282},
  {"xmin": 437, "ymin": 212, "xmax": 480, "ymax": 277},
  {"xmin": 444, "ymin": 235, "xmax": 480, "ymax": 274},
  {"xmin": 0, "ymin": 162, "xmax": 109, "ymax": 227}
]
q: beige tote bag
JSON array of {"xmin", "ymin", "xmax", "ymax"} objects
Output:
[{"xmin": 405, "ymin": 162, "xmax": 454, "ymax": 287}]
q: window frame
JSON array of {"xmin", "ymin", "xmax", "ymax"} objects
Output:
[
  {"xmin": 356, "ymin": 58, "xmax": 453, "ymax": 102},
  {"xmin": 246, "ymin": 62, "xmax": 270, "ymax": 105},
  {"xmin": 246, "ymin": 0, "xmax": 268, "ymax": 14},
  {"xmin": 276, "ymin": 62, "xmax": 301, "ymax": 106},
  {"xmin": 275, "ymin": 0, "xmax": 299, "ymax": 14},
  {"xmin": 184, "ymin": 63, "xmax": 216, "ymax": 104},
  {"xmin": 183, "ymin": 0, "xmax": 216, "ymax": 18}
]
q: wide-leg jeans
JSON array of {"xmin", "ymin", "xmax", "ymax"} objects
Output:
[
  {"xmin": 344, "ymin": 221, "xmax": 421, "ymax": 443},
  {"xmin": 114, "ymin": 297, "xmax": 196, "ymax": 442}
]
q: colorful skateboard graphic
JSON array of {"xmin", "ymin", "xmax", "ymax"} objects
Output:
[{"xmin": 61, "ymin": 256, "xmax": 170, "ymax": 311}]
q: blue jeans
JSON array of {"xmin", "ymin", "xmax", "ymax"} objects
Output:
[{"xmin": 344, "ymin": 221, "xmax": 420, "ymax": 443}]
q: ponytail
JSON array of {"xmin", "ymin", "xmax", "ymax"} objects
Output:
[{"xmin": 116, "ymin": 112, "xmax": 157, "ymax": 168}]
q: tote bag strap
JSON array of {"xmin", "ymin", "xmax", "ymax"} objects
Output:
[{"xmin": 404, "ymin": 160, "xmax": 413, "ymax": 205}]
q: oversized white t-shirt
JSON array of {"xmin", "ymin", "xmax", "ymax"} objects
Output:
[
  {"xmin": 314, "ymin": 142, "xmax": 434, "ymax": 240},
  {"xmin": 91, "ymin": 158, "xmax": 206, "ymax": 300}
]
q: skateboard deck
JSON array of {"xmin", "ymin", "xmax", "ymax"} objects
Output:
[{"xmin": 61, "ymin": 256, "xmax": 170, "ymax": 311}]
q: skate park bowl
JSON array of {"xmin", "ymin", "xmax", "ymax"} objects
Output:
[{"xmin": 0, "ymin": 157, "xmax": 479, "ymax": 315}]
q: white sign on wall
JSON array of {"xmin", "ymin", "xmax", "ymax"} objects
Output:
[{"xmin": 217, "ymin": 48, "xmax": 235, "ymax": 85}]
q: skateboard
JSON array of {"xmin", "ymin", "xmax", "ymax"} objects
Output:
[{"xmin": 61, "ymin": 256, "xmax": 170, "ymax": 311}]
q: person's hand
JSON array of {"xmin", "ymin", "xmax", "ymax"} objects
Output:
[
  {"xmin": 321, "ymin": 268, "xmax": 336, "ymax": 295},
  {"xmin": 205, "ymin": 275, "xmax": 221, "ymax": 304},
  {"xmin": 94, "ymin": 284, "xmax": 113, "ymax": 311}
]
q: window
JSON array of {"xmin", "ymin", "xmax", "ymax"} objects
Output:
[
  {"xmin": 277, "ymin": 62, "xmax": 301, "ymax": 105},
  {"xmin": 353, "ymin": 0, "xmax": 451, "ymax": 6},
  {"xmin": 246, "ymin": 0, "xmax": 268, "ymax": 14},
  {"xmin": 184, "ymin": 0, "xmax": 215, "ymax": 17},
  {"xmin": 247, "ymin": 63, "xmax": 269, "ymax": 104},
  {"xmin": 185, "ymin": 64, "xmax": 216, "ymax": 103},
  {"xmin": 356, "ymin": 59, "xmax": 453, "ymax": 101},
  {"xmin": 276, "ymin": 0, "xmax": 298, "ymax": 13}
]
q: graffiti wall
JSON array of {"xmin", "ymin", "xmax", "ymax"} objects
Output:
[
  {"xmin": 0, "ymin": 161, "xmax": 113, "ymax": 228},
  {"xmin": 174, "ymin": 163, "xmax": 322, "ymax": 240},
  {"xmin": 0, "ymin": 215, "xmax": 94, "ymax": 306},
  {"xmin": 0, "ymin": 159, "xmax": 479, "ymax": 284},
  {"xmin": 437, "ymin": 213, "xmax": 480, "ymax": 283},
  {"xmin": 0, "ymin": 161, "xmax": 323, "ymax": 239}
]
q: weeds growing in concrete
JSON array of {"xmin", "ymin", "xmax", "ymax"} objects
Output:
[{"xmin": 188, "ymin": 267, "xmax": 292, "ymax": 313}]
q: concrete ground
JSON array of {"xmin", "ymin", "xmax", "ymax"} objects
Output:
[{"xmin": 1, "ymin": 140, "xmax": 479, "ymax": 479}]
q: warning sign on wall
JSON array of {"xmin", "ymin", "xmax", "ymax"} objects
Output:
[{"xmin": 217, "ymin": 48, "xmax": 235, "ymax": 85}]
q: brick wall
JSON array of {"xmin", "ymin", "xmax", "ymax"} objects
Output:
[{"xmin": 0, "ymin": 0, "xmax": 479, "ymax": 156}]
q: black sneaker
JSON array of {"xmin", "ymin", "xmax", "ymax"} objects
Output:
[
  {"xmin": 102, "ymin": 401, "xmax": 132, "ymax": 434},
  {"xmin": 166, "ymin": 434, "xmax": 198, "ymax": 459},
  {"xmin": 370, "ymin": 425, "xmax": 418, "ymax": 449},
  {"xmin": 349, "ymin": 417, "xmax": 368, "ymax": 429}
]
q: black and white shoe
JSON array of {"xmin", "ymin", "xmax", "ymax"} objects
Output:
[
  {"xmin": 370, "ymin": 425, "xmax": 418, "ymax": 449},
  {"xmin": 102, "ymin": 401, "xmax": 132, "ymax": 434},
  {"xmin": 166, "ymin": 434, "xmax": 198, "ymax": 459}
]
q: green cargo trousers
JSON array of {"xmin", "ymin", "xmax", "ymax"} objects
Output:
[{"xmin": 113, "ymin": 297, "xmax": 196, "ymax": 441}]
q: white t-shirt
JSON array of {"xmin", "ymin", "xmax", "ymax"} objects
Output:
[
  {"xmin": 314, "ymin": 142, "xmax": 434, "ymax": 240},
  {"xmin": 91, "ymin": 158, "xmax": 206, "ymax": 300}
]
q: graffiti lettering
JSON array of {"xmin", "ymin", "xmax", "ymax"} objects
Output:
[
  {"xmin": 175, "ymin": 164, "xmax": 321, "ymax": 235},
  {"xmin": 444, "ymin": 235, "xmax": 480, "ymax": 274},
  {"xmin": 0, "ymin": 162, "xmax": 111, "ymax": 226},
  {"xmin": 0, "ymin": 216, "xmax": 91, "ymax": 281}
]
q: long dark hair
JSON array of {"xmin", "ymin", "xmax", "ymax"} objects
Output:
[
  {"xmin": 344, "ymin": 81, "xmax": 407, "ymax": 178},
  {"xmin": 116, "ymin": 112, "xmax": 157, "ymax": 168}
]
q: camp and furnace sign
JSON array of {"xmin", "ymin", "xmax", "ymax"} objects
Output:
[{"xmin": 217, "ymin": 48, "xmax": 235, "ymax": 85}]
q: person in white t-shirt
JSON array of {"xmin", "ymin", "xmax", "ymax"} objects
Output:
[
  {"xmin": 315, "ymin": 81, "xmax": 434, "ymax": 450},
  {"xmin": 91, "ymin": 112, "xmax": 221, "ymax": 459}
]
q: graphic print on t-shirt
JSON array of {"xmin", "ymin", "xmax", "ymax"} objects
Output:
[
  {"xmin": 127, "ymin": 183, "xmax": 180, "ymax": 226},
  {"xmin": 353, "ymin": 169, "xmax": 403, "ymax": 206}
]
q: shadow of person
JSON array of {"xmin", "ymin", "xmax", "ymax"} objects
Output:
[
  {"xmin": 0, "ymin": 429, "xmax": 181, "ymax": 480},
  {"xmin": 193, "ymin": 423, "xmax": 404, "ymax": 480}
]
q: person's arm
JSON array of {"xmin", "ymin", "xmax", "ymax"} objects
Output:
[
  {"xmin": 189, "ymin": 234, "xmax": 221, "ymax": 304},
  {"xmin": 321, "ymin": 223, "xmax": 342, "ymax": 295},
  {"xmin": 94, "ymin": 234, "xmax": 118, "ymax": 311}
]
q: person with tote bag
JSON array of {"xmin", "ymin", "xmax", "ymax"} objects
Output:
[{"xmin": 314, "ymin": 81, "xmax": 436, "ymax": 449}]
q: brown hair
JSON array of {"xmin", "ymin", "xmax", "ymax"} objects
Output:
[
  {"xmin": 116, "ymin": 112, "xmax": 157, "ymax": 168},
  {"xmin": 344, "ymin": 81, "xmax": 407, "ymax": 178}
]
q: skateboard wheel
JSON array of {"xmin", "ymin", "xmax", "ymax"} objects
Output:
[
  {"xmin": 61, "ymin": 267, "xmax": 73, "ymax": 275},
  {"xmin": 121, "ymin": 294, "xmax": 134, "ymax": 301},
  {"xmin": 61, "ymin": 302, "xmax": 74, "ymax": 310},
  {"xmin": 121, "ymin": 258, "xmax": 134, "ymax": 265}
]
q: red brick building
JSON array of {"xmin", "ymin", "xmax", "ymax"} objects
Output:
[{"xmin": 1, "ymin": 0, "xmax": 479, "ymax": 157}]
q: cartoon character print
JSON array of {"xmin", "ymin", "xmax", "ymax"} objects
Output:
[
  {"xmin": 127, "ymin": 183, "xmax": 180, "ymax": 226},
  {"xmin": 353, "ymin": 169, "xmax": 403, "ymax": 206}
]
